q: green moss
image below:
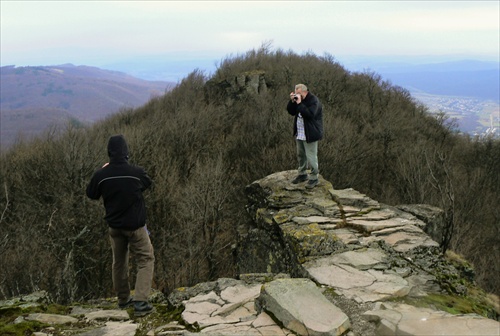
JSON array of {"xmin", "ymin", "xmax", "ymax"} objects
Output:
[
  {"xmin": 1, "ymin": 303, "xmax": 69, "ymax": 319},
  {"xmin": 273, "ymin": 213, "xmax": 290, "ymax": 224},
  {"xmin": 0, "ymin": 303, "xmax": 80, "ymax": 336},
  {"xmin": 41, "ymin": 303, "xmax": 71, "ymax": 315},
  {"xmin": 133, "ymin": 304, "xmax": 198, "ymax": 336},
  {"xmin": 282, "ymin": 223, "xmax": 340, "ymax": 263},
  {"xmin": 256, "ymin": 208, "xmax": 274, "ymax": 225},
  {"xmin": 286, "ymin": 223, "xmax": 326, "ymax": 240},
  {"xmin": 0, "ymin": 306, "xmax": 23, "ymax": 320},
  {"xmin": 0, "ymin": 307, "xmax": 23, "ymax": 335},
  {"xmin": 390, "ymin": 293, "xmax": 498, "ymax": 319},
  {"xmin": 0, "ymin": 305, "xmax": 49, "ymax": 334},
  {"xmin": 0, "ymin": 320, "xmax": 45, "ymax": 336},
  {"xmin": 424, "ymin": 294, "xmax": 481, "ymax": 315},
  {"xmin": 445, "ymin": 250, "xmax": 471, "ymax": 266},
  {"xmin": 322, "ymin": 287, "xmax": 340, "ymax": 298},
  {"xmin": 444, "ymin": 250, "xmax": 475, "ymax": 283},
  {"xmin": 267, "ymin": 252, "xmax": 275, "ymax": 273},
  {"xmin": 354, "ymin": 207, "xmax": 378, "ymax": 216}
]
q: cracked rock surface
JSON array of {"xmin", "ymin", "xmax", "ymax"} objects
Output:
[{"xmin": 2, "ymin": 171, "xmax": 499, "ymax": 336}]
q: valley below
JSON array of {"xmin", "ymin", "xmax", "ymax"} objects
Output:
[{"xmin": 411, "ymin": 90, "xmax": 500, "ymax": 137}]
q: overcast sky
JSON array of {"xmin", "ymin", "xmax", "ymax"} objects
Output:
[{"xmin": 1, "ymin": 1, "xmax": 499, "ymax": 71}]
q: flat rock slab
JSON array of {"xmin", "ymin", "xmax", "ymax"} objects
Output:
[
  {"xmin": 85, "ymin": 309, "xmax": 130, "ymax": 321},
  {"xmin": 347, "ymin": 218, "xmax": 412, "ymax": 233},
  {"xmin": 25, "ymin": 313, "xmax": 78, "ymax": 324},
  {"xmin": 182, "ymin": 312, "xmax": 292, "ymax": 335},
  {"xmin": 363, "ymin": 302, "xmax": 500, "ymax": 336},
  {"xmin": 329, "ymin": 188, "xmax": 380, "ymax": 210},
  {"xmin": 304, "ymin": 255, "xmax": 410, "ymax": 303},
  {"xmin": 292, "ymin": 216, "xmax": 340, "ymax": 225},
  {"xmin": 332, "ymin": 228, "xmax": 361, "ymax": 245},
  {"xmin": 349, "ymin": 208, "xmax": 398, "ymax": 221},
  {"xmin": 259, "ymin": 278, "xmax": 350, "ymax": 335},
  {"xmin": 78, "ymin": 321, "xmax": 138, "ymax": 336},
  {"xmin": 361, "ymin": 227, "xmax": 440, "ymax": 252},
  {"xmin": 328, "ymin": 248, "xmax": 387, "ymax": 270},
  {"xmin": 182, "ymin": 283, "xmax": 262, "ymax": 329}
]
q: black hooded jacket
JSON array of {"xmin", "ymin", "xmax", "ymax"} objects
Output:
[
  {"xmin": 286, "ymin": 92, "xmax": 323, "ymax": 143},
  {"xmin": 86, "ymin": 135, "xmax": 152, "ymax": 230}
]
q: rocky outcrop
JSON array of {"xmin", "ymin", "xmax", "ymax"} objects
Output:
[
  {"xmin": 239, "ymin": 171, "xmax": 467, "ymax": 298},
  {"xmin": 205, "ymin": 70, "xmax": 268, "ymax": 105},
  {"xmin": 395, "ymin": 204, "xmax": 445, "ymax": 245},
  {"xmin": 1, "ymin": 171, "xmax": 498, "ymax": 335},
  {"xmin": 236, "ymin": 171, "xmax": 499, "ymax": 335}
]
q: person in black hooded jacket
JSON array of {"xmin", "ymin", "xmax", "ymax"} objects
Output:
[{"xmin": 86, "ymin": 134, "xmax": 155, "ymax": 317}]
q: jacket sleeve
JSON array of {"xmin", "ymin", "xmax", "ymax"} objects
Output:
[
  {"xmin": 86, "ymin": 174, "xmax": 101, "ymax": 200},
  {"xmin": 287, "ymin": 100, "xmax": 298, "ymax": 116},
  {"xmin": 296, "ymin": 95, "xmax": 319, "ymax": 120},
  {"xmin": 139, "ymin": 168, "xmax": 153, "ymax": 191}
]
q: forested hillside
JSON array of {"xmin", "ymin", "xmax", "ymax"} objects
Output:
[{"xmin": 0, "ymin": 47, "xmax": 498, "ymax": 304}]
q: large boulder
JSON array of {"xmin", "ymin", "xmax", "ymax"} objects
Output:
[
  {"xmin": 396, "ymin": 204, "xmax": 445, "ymax": 244},
  {"xmin": 257, "ymin": 278, "xmax": 350, "ymax": 336}
]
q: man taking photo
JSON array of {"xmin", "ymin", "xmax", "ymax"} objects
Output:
[{"xmin": 286, "ymin": 83, "xmax": 324, "ymax": 188}]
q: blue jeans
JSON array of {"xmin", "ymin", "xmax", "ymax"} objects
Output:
[{"xmin": 296, "ymin": 139, "xmax": 319, "ymax": 180}]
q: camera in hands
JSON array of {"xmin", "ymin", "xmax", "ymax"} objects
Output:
[{"xmin": 293, "ymin": 94, "xmax": 300, "ymax": 101}]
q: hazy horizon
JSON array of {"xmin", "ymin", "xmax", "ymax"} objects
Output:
[
  {"xmin": 1, "ymin": 1, "xmax": 498, "ymax": 81},
  {"xmin": 3, "ymin": 54, "xmax": 497, "ymax": 84}
]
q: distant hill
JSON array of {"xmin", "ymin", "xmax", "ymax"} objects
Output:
[
  {"xmin": 362, "ymin": 60, "xmax": 500, "ymax": 102},
  {"xmin": 381, "ymin": 69, "xmax": 499, "ymax": 102},
  {"xmin": 106, "ymin": 57, "xmax": 500, "ymax": 102},
  {"xmin": 343, "ymin": 59, "xmax": 500, "ymax": 135},
  {"xmin": 0, "ymin": 64, "xmax": 174, "ymax": 150},
  {"xmin": 108, "ymin": 57, "xmax": 499, "ymax": 134}
]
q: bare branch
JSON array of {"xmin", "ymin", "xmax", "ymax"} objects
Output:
[{"xmin": 0, "ymin": 183, "xmax": 9, "ymax": 224}]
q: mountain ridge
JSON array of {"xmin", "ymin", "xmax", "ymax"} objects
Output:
[
  {"xmin": 0, "ymin": 64, "xmax": 174, "ymax": 150},
  {"xmin": 345, "ymin": 59, "xmax": 500, "ymax": 102},
  {"xmin": 2, "ymin": 58, "xmax": 498, "ymax": 151}
]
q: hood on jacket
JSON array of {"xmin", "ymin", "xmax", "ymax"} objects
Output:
[{"xmin": 107, "ymin": 135, "xmax": 129, "ymax": 163}]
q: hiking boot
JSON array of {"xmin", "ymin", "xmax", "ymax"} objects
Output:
[
  {"xmin": 291, "ymin": 175, "xmax": 308, "ymax": 184},
  {"xmin": 305, "ymin": 179, "xmax": 319, "ymax": 189},
  {"xmin": 118, "ymin": 297, "xmax": 134, "ymax": 309},
  {"xmin": 134, "ymin": 301, "xmax": 154, "ymax": 317}
]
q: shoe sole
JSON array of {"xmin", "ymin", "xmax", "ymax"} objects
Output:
[
  {"xmin": 134, "ymin": 308, "xmax": 155, "ymax": 317},
  {"xmin": 305, "ymin": 181, "xmax": 319, "ymax": 189},
  {"xmin": 292, "ymin": 177, "xmax": 308, "ymax": 184},
  {"xmin": 118, "ymin": 299, "xmax": 134, "ymax": 309}
]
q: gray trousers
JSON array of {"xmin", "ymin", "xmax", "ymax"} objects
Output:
[
  {"xmin": 109, "ymin": 226, "xmax": 155, "ymax": 303},
  {"xmin": 296, "ymin": 139, "xmax": 319, "ymax": 180}
]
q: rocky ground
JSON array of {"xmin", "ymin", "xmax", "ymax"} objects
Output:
[
  {"xmin": 1, "ymin": 170, "xmax": 499, "ymax": 335},
  {"xmin": 322, "ymin": 291, "xmax": 376, "ymax": 336}
]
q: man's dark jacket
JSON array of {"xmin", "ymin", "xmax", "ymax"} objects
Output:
[
  {"xmin": 286, "ymin": 92, "xmax": 323, "ymax": 143},
  {"xmin": 86, "ymin": 135, "xmax": 152, "ymax": 230}
]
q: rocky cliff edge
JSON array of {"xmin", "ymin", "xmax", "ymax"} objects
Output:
[{"xmin": 1, "ymin": 171, "xmax": 499, "ymax": 336}]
